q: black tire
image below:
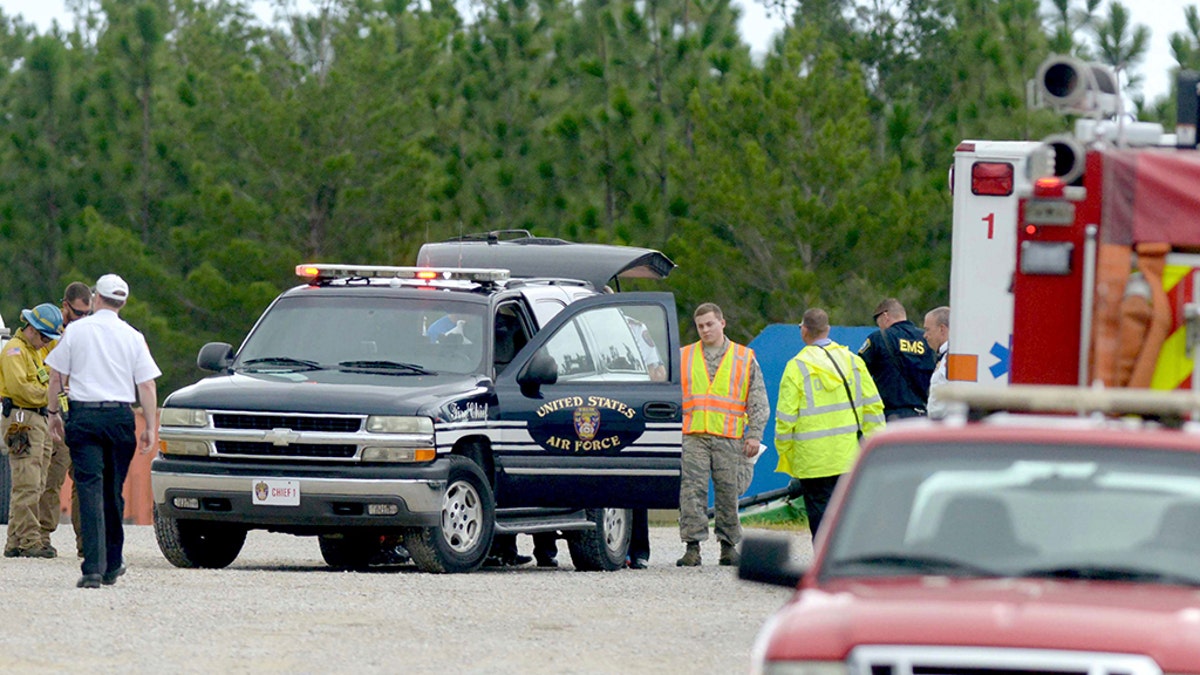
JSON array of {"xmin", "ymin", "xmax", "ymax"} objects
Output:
[
  {"xmin": 405, "ymin": 456, "xmax": 495, "ymax": 573},
  {"xmin": 566, "ymin": 508, "xmax": 632, "ymax": 571},
  {"xmin": 319, "ymin": 533, "xmax": 381, "ymax": 570},
  {"xmin": 0, "ymin": 455, "xmax": 9, "ymax": 525},
  {"xmin": 153, "ymin": 504, "xmax": 247, "ymax": 569}
]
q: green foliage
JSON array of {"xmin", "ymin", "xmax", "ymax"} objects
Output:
[{"xmin": 0, "ymin": 0, "xmax": 1171, "ymax": 400}]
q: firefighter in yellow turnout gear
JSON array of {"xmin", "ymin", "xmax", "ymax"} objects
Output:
[
  {"xmin": 2, "ymin": 304, "xmax": 64, "ymax": 558},
  {"xmin": 776, "ymin": 309, "xmax": 884, "ymax": 538}
]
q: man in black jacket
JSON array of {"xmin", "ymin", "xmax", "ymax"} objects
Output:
[{"xmin": 858, "ymin": 298, "xmax": 935, "ymax": 420}]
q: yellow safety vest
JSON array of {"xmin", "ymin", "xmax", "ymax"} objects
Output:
[
  {"xmin": 774, "ymin": 343, "xmax": 885, "ymax": 479},
  {"xmin": 681, "ymin": 341, "xmax": 753, "ymax": 438}
]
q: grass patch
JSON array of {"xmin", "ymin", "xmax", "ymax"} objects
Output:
[{"xmin": 740, "ymin": 498, "xmax": 808, "ymax": 530}]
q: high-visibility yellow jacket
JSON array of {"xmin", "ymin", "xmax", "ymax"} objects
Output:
[
  {"xmin": 775, "ymin": 341, "xmax": 884, "ymax": 479},
  {"xmin": 681, "ymin": 341, "xmax": 753, "ymax": 438}
]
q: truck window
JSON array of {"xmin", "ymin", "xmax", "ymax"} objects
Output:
[{"xmin": 535, "ymin": 305, "xmax": 660, "ymax": 382}]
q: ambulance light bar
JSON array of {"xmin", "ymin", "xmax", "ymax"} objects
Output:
[
  {"xmin": 939, "ymin": 383, "xmax": 1200, "ymax": 420},
  {"xmin": 296, "ymin": 264, "xmax": 510, "ymax": 284}
]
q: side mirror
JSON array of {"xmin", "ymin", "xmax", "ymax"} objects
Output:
[
  {"xmin": 517, "ymin": 351, "xmax": 558, "ymax": 397},
  {"xmin": 197, "ymin": 342, "xmax": 234, "ymax": 372},
  {"xmin": 738, "ymin": 533, "xmax": 806, "ymax": 588}
]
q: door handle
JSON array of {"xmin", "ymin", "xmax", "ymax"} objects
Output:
[{"xmin": 643, "ymin": 401, "xmax": 679, "ymax": 420}]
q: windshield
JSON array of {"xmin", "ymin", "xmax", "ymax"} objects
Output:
[
  {"xmin": 821, "ymin": 441, "xmax": 1200, "ymax": 586},
  {"xmin": 236, "ymin": 294, "xmax": 487, "ymax": 376}
]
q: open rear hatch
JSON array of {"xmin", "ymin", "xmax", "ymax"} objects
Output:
[{"xmin": 416, "ymin": 230, "xmax": 675, "ymax": 289}]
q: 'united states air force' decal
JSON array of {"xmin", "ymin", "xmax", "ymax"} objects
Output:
[{"xmin": 530, "ymin": 395, "xmax": 645, "ymax": 454}]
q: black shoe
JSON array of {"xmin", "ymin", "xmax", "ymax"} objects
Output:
[
  {"xmin": 102, "ymin": 564, "xmax": 127, "ymax": 586},
  {"xmin": 77, "ymin": 574, "xmax": 102, "ymax": 589},
  {"xmin": 535, "ymin": 555, "xmax": 558, "ymax": 568},
  {"xmin": 628, "ymin": 557, "xmax": 648, "ymax": 570},
  {"xmin": 3, "ymin": 547, "xmax": 19, "ymax": 558}
]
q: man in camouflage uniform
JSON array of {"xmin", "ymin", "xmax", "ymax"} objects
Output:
[
  {"xmin": 2, "ymin": 303, "xmax": 64, "ymax": 558},
  {"xmin": 677, "ymin": 303, "xmax": 769, "ymax": 567}
]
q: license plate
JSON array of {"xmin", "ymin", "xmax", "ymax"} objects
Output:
[{"xmin": 252, "ymin": 479, "xmax": 300, "ymax": 506}]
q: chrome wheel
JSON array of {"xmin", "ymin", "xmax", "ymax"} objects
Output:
[
  {"xmin": 442, "ymin": 478, "xmax": 484, "ymax": 553},
  {"xmin": 602, "ymin": 508, "xmax": 629, "ymax": 556}
]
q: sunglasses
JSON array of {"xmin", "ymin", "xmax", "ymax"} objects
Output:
[{"xmin": 65, "ymin": 303, "xmax": 92, "ymax": 317}]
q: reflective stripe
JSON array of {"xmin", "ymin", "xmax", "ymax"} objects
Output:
[
  {"xmin": 797, "ymin": 400, "xmax": 856, "ymax": 417},
  {"xmin": 796, "ymin": 360, "xmax": 816, "ymax": 412},
  {"xmin": 778, "ymin": 423, "xmax": 862, "ymax": 442}
]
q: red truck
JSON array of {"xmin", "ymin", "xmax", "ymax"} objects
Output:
[{"xmin": 740, "ymin": 384, "xmax": 1200, "ymax": 675}]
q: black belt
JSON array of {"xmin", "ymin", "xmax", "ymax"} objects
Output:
[
  {"xmin": 71, "ymin": 401, "xmax": 131, "ymax": 409},
  {"xmin": 1, "ymin": 397, "xmax": 47, "ymax": 416}
]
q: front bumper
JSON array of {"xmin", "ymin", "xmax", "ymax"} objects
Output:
[{"xmin": 151, "ymin": 457, "xmax": 449, "ymax": 530}]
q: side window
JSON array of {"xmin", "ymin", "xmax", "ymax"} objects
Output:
[
  {"xmin": 578, "ymin": 308, "xmax": 649, "ymax": 380},
  {"xmin": 619, "ymin": 305, "xmax": 669, "ymax": 382},
  {"xmin": 541, "ymin": 321, "xmax": 597, "ymax": 378},
  {"xmin": 533, "ymin": 303, "xmax": 669, "ymax": 383},
  {"xmin": 494, "ymin": 302, "xmax": 532, "ymax": 375}
]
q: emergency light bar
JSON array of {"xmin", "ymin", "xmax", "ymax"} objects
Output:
[
  {"xmin": 939, "ymin": 383, "xmax": 1200, "ymax": 419},
  {"xmin": 296, "ymin": 264, "xmax": 510, "ymax": 284}
]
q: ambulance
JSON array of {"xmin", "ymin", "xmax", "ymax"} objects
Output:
[{"xmin": 947, "ymin": 140, "xmax": 1040, "ymax": 385}]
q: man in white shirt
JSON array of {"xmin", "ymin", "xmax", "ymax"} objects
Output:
[
  {"xmin": 46, "ymin": 274, "xmax": 161, "ymax": 589},
  {"xmin": 923, "ymin": 306, "xmax": 950, "ymax": 419}
]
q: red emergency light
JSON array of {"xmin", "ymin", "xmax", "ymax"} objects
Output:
[
  {"xmin": 971, "ymin": 162, "xmax": 1014, "ymax": 196},
  {"xmin": 1033, "ymin": 176, "xmax": 1066, "ymax": 198}
]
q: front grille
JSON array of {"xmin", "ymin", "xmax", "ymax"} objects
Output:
[
  {"xmin": 850, "ymin": 647, "xmax": 1159, "ymax": 675},
  {"xmin": 212, "ymin": 413, "xmax": 361, "ymax": 433},
  {"xmin": 215, "ymin": 441, "xmax": 358, "ymax": 459}
]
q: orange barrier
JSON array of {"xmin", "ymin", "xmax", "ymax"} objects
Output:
[{"xmin": 57, "ymin": 412, "xmax": 155, "ymax": 526}]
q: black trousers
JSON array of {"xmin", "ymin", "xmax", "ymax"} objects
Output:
[
  {"xmin": 65, "ymin": 406, "xmax": 136, "ymax": 577},
  {"xmin": 796, "ymin": 475, "xmax": 841, "ymax": 538},
  {"xmin": 629, "ymin": 508, "xmax": 650, "ymax": 561}
]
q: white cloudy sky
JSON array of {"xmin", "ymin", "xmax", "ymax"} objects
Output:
[{"xmin": 0, "ymin": 0, "xmax": 1193, "ymax": 101}]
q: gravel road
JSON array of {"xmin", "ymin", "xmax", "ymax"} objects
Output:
[{"xmin": 0, "ymin": 524, "xmax": 811, "ymax": 674}]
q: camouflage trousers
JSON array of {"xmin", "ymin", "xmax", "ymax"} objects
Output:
[
  {"xmin": 678, "ymin": 433, "xmax": 744, "ymax": 546},
  {"xmin": 4, "ymin": 411, "xmax": 51, "ymax": 552}
]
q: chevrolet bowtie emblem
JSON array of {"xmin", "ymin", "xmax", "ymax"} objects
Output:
[{"xmin": 265, "ymin": 428, "xmax": 300, "ymax": 446}]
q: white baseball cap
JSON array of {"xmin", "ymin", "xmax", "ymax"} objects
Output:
[{"xmin": 94, "ymin": 274, "xmax": 129, "ymax": 301}]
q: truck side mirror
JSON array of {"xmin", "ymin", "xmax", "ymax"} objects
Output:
[
  {"xmin": 197, "ymin": 342, "xmax": 234, "ymax": 372},
  {"xmin": 738, "ymin": 533, "xmax": 806, "ymax": 588},
  {"xmin": 517, "ymin": 351, "xmax": 558, "ymax": 397}
]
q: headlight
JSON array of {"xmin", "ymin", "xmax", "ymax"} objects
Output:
[
  {"xmin": 365, "ymin": 416, "xmax": 434, "ymax": 434},
  {"xmin": 160, "ymin": 440, "xmax": 210, "ymax": 456},
  {"xmin": 762, "ymin": 662, "xmax": 849, "ymax": 675},
  {"xmin": 361, "ymin": 447, "xmax": 436, "ymax": 462},
  {"xmin": 159, "ymin": 408, "xmax": 208, "ymax": 427}
]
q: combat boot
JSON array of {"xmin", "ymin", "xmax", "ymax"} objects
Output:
[
  {"xmin": 719, "ymin": 542, "xmax": 740, "ymax": 567},
  {"xmin": 676, "ymin": 542, "xmax": 701, "ymax": 567},
  {"xmin": 22, "ymin": 544, "xmax": 56, "ymax": 559}
]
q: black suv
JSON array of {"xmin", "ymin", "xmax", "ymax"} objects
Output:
[{"xmin": 151, "ymin": 234, "xmax": 683, "ymax": 573}]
